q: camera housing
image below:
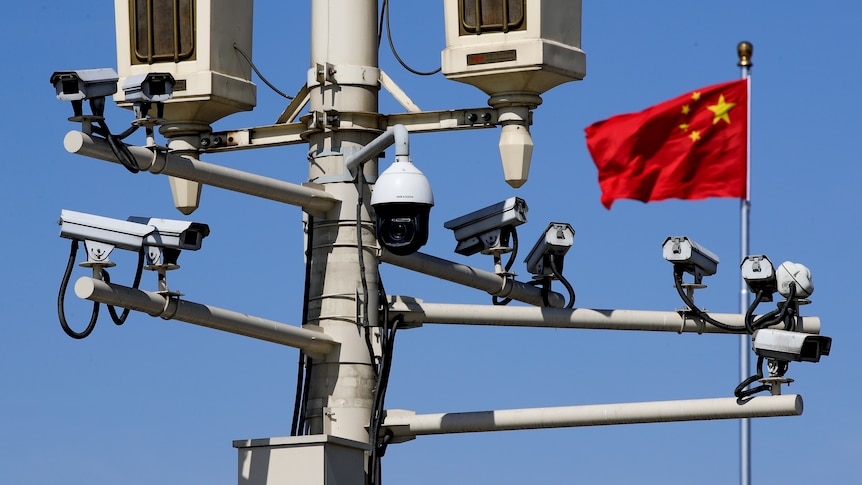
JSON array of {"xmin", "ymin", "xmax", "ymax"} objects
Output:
[
  {"xmin": 776, "ymin": 261, "xmax": 814, "ymax": 299},
  {"xmin": 443, "ymin": 197, "xmax": 528, "ymax": 256},
  {"xmin": 525, "ymin": 222, "xmax": 575, "ymax": 277},
  {"xmin": 50, "ymin": 68, "xmax": 119, "ymax": 102},
  {"xmin": 662, "ymin": 236, "xmax": 719, "ymax": 282},
  {"xmin": 127, "ymin": 216, "xmax": 210, "ymax": 251},
  {"xmin": 370, "ymin": 157, "xmax": 434, "ymax": 256},
  {"xmin": 752, "ymin": 328, "xmax": 831, "ymax": 363},
  {"xmin": 60, "ymin": 210, "xmax": 210, "ymax": 265},
  {"xmin": 121, "ymin": 72, "xmax": 176, "ymax": 103},
  {"xmin": 60, "ymin": 209, "xmax": 154, "ymax": 253},
  {"xmin": 741, "ymin": 254, "xmax": 777, "ymax": 300}
]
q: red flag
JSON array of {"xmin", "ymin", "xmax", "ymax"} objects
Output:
[{"xmin": 585, "ymin": 79, "xmax": 748, "ymax": 209}]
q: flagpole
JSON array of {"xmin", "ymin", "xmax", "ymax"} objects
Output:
[{"xmin": 737, "ymin": 40, "xmax": 754, "ymax": 485}]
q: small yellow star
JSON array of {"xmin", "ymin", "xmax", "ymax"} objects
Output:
[
  {"xmin": 681, "ymin": 104, "xmax": 691, "ymax": 115},
  {"xmin": 689, "ymin": 130, "xmax": 701, "ymax": 142},
  {"xmin": 707, "ymin": 94, "xmax": 736, "ymax": 124},
  {"xmin": 679, "ymin": 123, "xmax": 689, "ymax": 131},
  {"xmin": 692, "ymin": 92, "xmax": 701, "ymax": 101}
]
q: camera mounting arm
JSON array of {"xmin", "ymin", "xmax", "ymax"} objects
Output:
[{"xmin": 344, "ymin": 124, "xmax": 410, "ymax": 174}]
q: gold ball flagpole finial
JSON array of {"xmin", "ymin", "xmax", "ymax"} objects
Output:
[{"xmin": 737, "ymin": 41, "xmax": 753, "ymax": 67}]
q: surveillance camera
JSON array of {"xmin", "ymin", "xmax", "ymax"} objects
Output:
[
  {"xmin": 662, "ymin": 236, "xmax": 719, "ymax": 281},
  {"xmin": 60, "ymin": 209, "xmax": 155, "ymax": 254},
  {"xmin": 443, "ymin": 197, "xmax": 528, "ymax": 256},
  {"xmin": 776, "ymin": 261, "xmax": 814, "ymax": 299},
  {"xmin": 525, "ymin": 222, "xmax": 575, "ymax": 277},
  {"xmin": 752, "ymin": 328, "xmax": 831, "ymax": 363},
  {"xmin": 122, "ymin": 72, "xmax": 175, "ymax": 103},
  {"xmin": 122, "ymin": 72, "xmax": 176, "ymax": 119},
  {"xmin": 60, "ymin": 209, "xmax": 210, "ymax": 267},
  {"xmin": 370, "ymin": 157, "xmax": 434, "ymax": 256},
  {"xmin": 741, "ymin": 254, "xmax": 777, "ymax": 299},
  {"xmin": 50, "ymin": 68, "xmax": 119, "ymax": 102},
  {"xmin": 127, "ymin": 216, "xmax": 210, "ymax": 251}
]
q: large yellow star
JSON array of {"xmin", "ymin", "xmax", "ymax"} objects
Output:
[{"xmin": 707, "ymin": 94, "xmax": 736, "ymax": 124}]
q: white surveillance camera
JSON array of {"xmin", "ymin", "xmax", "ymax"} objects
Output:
[
  {"xmin": 122, "ymin": 72, "xmax": 176, "ymax": 103},
  {"xmin": 752, "ymin": 328, "xmax": 831, "ymax": 363},
  {"xmin": 741, "ymin": 254, "xmax": 777, "ymax": 298},
  {"xmin": 122, "ymin": 72, "xmax": 176, "ymax": 119},
  {"xmin": 370, "ymin": 157, "xmax": 434, "ymax": 256},
  {"xmin": 60, "ymin": 209, "xmax": 210, "ymax": 266},
  {"xmin": 776, "ymin": 261, "xmax": 814, "ymax": 299},
  {"xmin": 662, "ymin": 236, "xmax": 719, "ymax": 281},
  {"xmin": 443, "ymin": 197, "xmax": 528, "ymax": 256},
  {"xmin": 60, "ymin": 209, "xmax": 154, "ymax": 254},
  {"xmin": 50, "ymin": 68, "xmax": 118, "ymax": 102},
  {"xmin": 525, "ymin": 222, "xmax": 575, "ymax": 277},
  {"xmin": 127, "ymin": 216, "xmax": 210, "ymax": 252}
]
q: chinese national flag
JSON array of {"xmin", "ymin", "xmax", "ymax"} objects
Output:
[{"xmin": 585, "ymin": 79, "xmax": 748, "ymax": 209}]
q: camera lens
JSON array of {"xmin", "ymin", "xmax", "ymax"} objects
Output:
[{"xmin": 386, "ymin": 217, "xmax": 415, "ymax": 244}]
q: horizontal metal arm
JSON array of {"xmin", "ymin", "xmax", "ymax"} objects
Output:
[
  {"xmin": 380, "ymin": 250, "xmax": 565, "ymax": 308},
  {"xmin": 388, "ymin": 299, "xmax": 822, "ymax": 335},
  {"xmin": 382, "ymin": 394, "xmax": 803, "ymax": 441},
  {"xmin": 74, "ymin": 277, "xmax": 338, "ymax": 355},
  {"xmin": 64, "ymin": 131, "xmax": 339, "ymax": 215}
]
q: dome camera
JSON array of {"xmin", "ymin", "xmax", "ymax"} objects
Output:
[{"xmin": 371, "ymin": 157, "xmax": 434, "ymax": 256}]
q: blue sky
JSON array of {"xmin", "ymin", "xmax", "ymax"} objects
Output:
[{"xmin": 2, "ymin": 1, "xmax": 859, "ymax": 483}]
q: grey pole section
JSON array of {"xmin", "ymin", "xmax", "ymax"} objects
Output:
[
  {"xmin": 737, "ymin": 40, "xmax": 754, "ymax": 485},
  {"xmin": 74, "ymin": 277, "xmax": 338, "ymax": 355},
  {"xmin": 63, "ymin": 130, "xmax": 339, "ymax": 215},
  {"xmin": 395, "ymin": 302, "xmax": 821, "ymax": 334},
  {"xmin": 383, "ymin": 394, "xmax": 802, "ymax": 440},
  {"xmin": 380, "ymin": 250, "xmax": 566, "ymax": 308},
  {"xmin": 303, "ymin": 0, "xmax": 381, "ymax": 444}
]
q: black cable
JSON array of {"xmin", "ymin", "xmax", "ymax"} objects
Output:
[
  {"xmin": 104, "ymin": 247, "xmax": 146, "ymax": 326},
  {"xmin": 115, "ymin": 124, "xmax": 141, "ymax": 141},
  {"xmin": 367, "ymin": 281, "xmax": 396, "ymax": 484},
  {"xmin": 673, "ymin": 268, "xmax": 747, "ymax": 333},
  {"xmin": 383, "ymin": 0, "xmax": 441, "ymax": 76},
  {"xmin": 735, "ymin": 355, "xmax": 772, "ymax": 399},
  {"xmin": 57, "ymin": 239, "xmax": 100, "ymax": 339},
  {"xmin": 752, "ymin": 283, "xmax": 797, "ymax": 331},
  {"xmin": 293, "ymin": 215, "xmax": 316, "ymax": 436},
  {"xmin": 744, "ymin": 290, "xmax": 765, "ymax": 334},
  {"xmin": 377, "ymin": 0, "xmax": 387, "ymax": 48},
  {"xmin": 93, "ymin": 120, "xmax": 140, "ymax": 173},
  {"xmin": 356, "ymin": 169, "xmax": 379, "ymax": 376},
  {"xmin": 492, "ymin": 230, "xmax": 518, "ymax": 306},
  {"xmin": 233, "ymin": 43, "xmax": 294, "ymax": 100},
  {"xmin": 290, "ymin": 351, "xmax": 305, "ymax": 437},
  {"xmin": 368, "ymin": 313, "xmax": 400, "ymax": 485},
  {"xmin": 550, "ymin": 257, "xmax": 576, "ymax": 309}
]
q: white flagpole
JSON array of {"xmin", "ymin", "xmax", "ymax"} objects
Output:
[{"xmin": 737, "ymin": 40, "xmax": 754, "ymax": 485}]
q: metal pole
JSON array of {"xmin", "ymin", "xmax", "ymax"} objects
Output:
[
  {"xmin": 382, "ymin": 394, "xmax": 802, "ymax": 440},
  {"xmin": 303, "ymin": 0, "xmax": 381, "ymax": 443},
  {"xmin": 74, "ymin": 277, "xmax": 338, "ymax": 355},
  {"xmin": 380, "ymin": 250, "xmax": 566, "ymax": 308},
  {"xmin": 390, "ymin": 301, "xmax": 821, "ymax": 335},
  {"xmin": 63, "ymin": 130, "xmax": 339, "ymax": 215},
  {"xmin": 737, "ymin": 40, "xmax": 754, "ymax": 485}
]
